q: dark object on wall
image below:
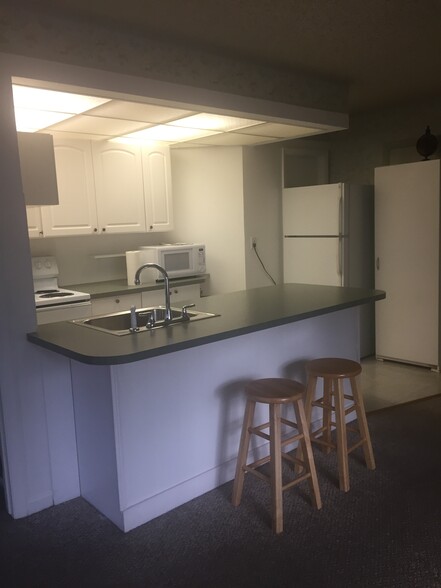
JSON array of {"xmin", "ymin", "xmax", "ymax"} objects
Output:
[{"xmin": 416, "ymin": 126, "xmax": 438, "ymax": 160}]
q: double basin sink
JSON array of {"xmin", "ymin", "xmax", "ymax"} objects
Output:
[{"xmin": 72, "ymin": 305, "xmax": 218, "ymax": 336}]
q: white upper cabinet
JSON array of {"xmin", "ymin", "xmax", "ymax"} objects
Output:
[
  {"xmin": 142, "ymin": 145, "xmax": 174, "ymax": 232},
  {"xmin": 27, "ymin": 138, "xmax": 173, "ymax": 238},
  {"xmin": 40, "ymin": 138, "xmax": 98, "ymax": 236},
  {"xmin": 26, "ymin": 206, "xmax": 44, "ymax": 238},
  {"xmin": 92, "ymin": 142, "xmax": 146, "ymax": 234}
]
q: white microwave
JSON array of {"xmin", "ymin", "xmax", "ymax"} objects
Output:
[{"xmin": 137, "ymin": 244, "xmax": 206, "ymax": 281}]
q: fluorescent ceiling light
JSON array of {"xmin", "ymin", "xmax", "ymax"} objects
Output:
[
  {"xmin": 171, "ymin": 113, "xmax": 262, "ymax": 132},
  {"xmin": 12, "ymin": 85, "xmax": 110, "ymax": 114},
  {"xmin": 122, "ymin": 124, "xmax": 220, "ymax": 143},
  {"xmin": 14, "ymin": 108, "xmax": 74, "ymax": 132}
]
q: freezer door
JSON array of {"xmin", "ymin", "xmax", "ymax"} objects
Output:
[
  {"xmin": 283, "ymin": 184, "xmax": 343, "ymax": 236},
  {"xmin": 283, "ymin": 237, "xmax": 343, "ymax": 286}
]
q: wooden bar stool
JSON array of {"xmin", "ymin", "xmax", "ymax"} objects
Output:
[
  {"xmin": 232, "ymin": 378, "xmax": 322, "ymax": 534},
  {"xmin": 300, "ymin": 358, "xmax": 375, "ymax": 492}
]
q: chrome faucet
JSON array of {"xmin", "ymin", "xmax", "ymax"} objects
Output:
[{"xmin": 134, "ymin": 263, "xmax": 172, "ymax": 323}]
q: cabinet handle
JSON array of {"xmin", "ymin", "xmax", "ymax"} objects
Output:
[
  {"xmin": 94, "ymin": 228, "xmax": 98, "ymax": 232},
  {"xmin": 149, "ymin": 225, "xmax": 153, "ymax": 230},
  {"xmin": 102, "ymin": 228, "xmax": 106, "ymax": 232},
  {"xmin": 39, "ymin": 231, "xmax": 44, "ymax": 236},
  {"xmin": 115, "ymin": 298, "xmax": 120, "ymax": 304}
]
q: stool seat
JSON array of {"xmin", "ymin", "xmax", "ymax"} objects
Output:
[
  {"xmin": 298, "ymin": 357, "xmax": 375, "ymax": 493},
  {"xmin": 232, "ymin": 378, "xmax": 321, "ymax": 534},
  {"xmin": 245, "ymin": 378, "xmax": 306, "ymax": 404},
  {"xmin": 306, "ymin": 358, "xmax": 362, "ymax": 379}
]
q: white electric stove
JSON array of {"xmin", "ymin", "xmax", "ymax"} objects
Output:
[{"xmin": 32, "ymin": 256, "xmax": 92, "ymax": 324}]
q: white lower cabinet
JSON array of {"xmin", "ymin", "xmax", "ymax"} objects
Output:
[
  {"xmin": 91, "ymin": 293, "xmax": 142, "ymax": 316},
  {"xmin": 141, "ymin": 284, "xmax": 201, "ymax": 308}
]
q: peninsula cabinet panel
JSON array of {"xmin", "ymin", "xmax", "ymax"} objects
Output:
[
  {"xmin": 142, "ymin": 145, "xmax": 173, "ymax": 232},
  {"xmin": 92, "ymin": 142, "xmax": 146, "ymax": 234},
  {"xmin": 375, "ymin": 159, "xmax": 440, "ymax": 369},
  {"xmin": 40, "ymin": 138, "xmax": 98, "ymax": 236}
]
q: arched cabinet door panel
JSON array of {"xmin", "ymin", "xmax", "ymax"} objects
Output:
[
  {"xmin": 92, "ymin": 142, "xmax": 146, "ymax": 234},
  {"xmin": 142, "ymin": 145, "xmax": 173, "ymax": 232},
  {"xmin": 41, "ymin": 138, "xmax": 98, "ymax": 236}
]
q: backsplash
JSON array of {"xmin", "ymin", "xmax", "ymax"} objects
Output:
[{"xmin": 29, "ymin": 232, "xmax": 175, "ymax": 286}]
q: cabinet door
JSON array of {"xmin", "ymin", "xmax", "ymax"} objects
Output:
[
  {"xmin": 91, "ymin": 293, "xmax": 142, "ymax": 316},
  {"xmin": 26, "ymin": 206, "xmax": 44, "ymax": 238},
  {"xmin": 93, "ymin": 142, "xmax": 146, "ymax": 234},
  {"xmin": 41, "ymin": 138, "xmax": 98, "ymax": 236},
  {"xmin": 375, "ymin": 160, "xmax": 439, "ymax": 367},
  {"xmin": 169, "ymin": 284, "xmax": 201, "ymax": 303},
  {"xmin": 142, "ymin": 145, "xmax": 174, "ymax": 232},
  {"xmin": 141, "ymin": 284, "xmax": 200, "ymax": 308}
]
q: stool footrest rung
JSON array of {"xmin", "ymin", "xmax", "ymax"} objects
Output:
[
  {"xmin": 347, "ymin": 438, "xmax": 366, "ymax": 454},
  {"xmin": 244, "ymin": 466, "xmax": 270, "ymax": 484},
  {"xmin": 311, "ymin": 435, "xmax": 336, "ymax": 450},
  {"xmin": 244, "ymin": 457, "xmax": 312, "ymax": 492},
  {"xmin": 282, "ymin": 472, "xmax": 311, "ymax": 491}
]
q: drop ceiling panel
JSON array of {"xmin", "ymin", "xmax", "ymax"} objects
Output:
[
  {"xmin": 48, "ymin": 114, "xmax": 148, "ymax": 135},
  {"xmin": 46, "ymin": 131, "xmax": 114, "ymax": 141},
  {"xmin": 87, "ymin": 100, "xmax": 195, "ymax": 124},
  {"xmin": 239, "ymin": 122, "xmax": 323, "ymax": 138},
  {"xmin": 181, "ymin": 132, "xmax": 275, "ymax": 146}
]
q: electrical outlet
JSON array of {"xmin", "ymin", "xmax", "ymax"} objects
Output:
[{"xmin": 250, "ymin": 237, "xmax": 257, "ymax": 249}]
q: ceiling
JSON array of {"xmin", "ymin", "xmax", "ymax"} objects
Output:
[
  {"xmin": 12, "ymin": 83, "xmax": 330, "ymax": 146},
  {"xmin": 17, "ymin": 0, "xmax": 441, "ymax": 114}
]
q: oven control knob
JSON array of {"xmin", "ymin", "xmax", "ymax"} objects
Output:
[
  {"xmin": 35, "ymin": 261, "xmax": 42, "ymax": 269},
  {"xmin": 44, "ymin": 260, "xmax": 52, "ymax": 268}
]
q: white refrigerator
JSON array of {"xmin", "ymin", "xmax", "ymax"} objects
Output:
[
  {"xmin": 375, "ymin": 160, "xmax": 440, "ymax": 369},
  {"xmin": 283, "ymin": 183, "xmax": 375, "ymax": 356}
]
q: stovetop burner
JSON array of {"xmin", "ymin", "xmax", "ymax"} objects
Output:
[
  {"xmin": 39, "ymin": 292, "xmax": 75, "ymax": 299},
  {"xmin": 33, "ymin": 256, "xmax": 91, "ymax": 308}
]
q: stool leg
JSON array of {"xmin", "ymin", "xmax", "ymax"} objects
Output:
[
  {"xmin": 295, "ymin": 374, "xmax": 317, "ymax": 473},
  {"xmin": 294, "ymin": 399, "xmax": 322, "ymax": 510},
  {"xmin": 322, "ymin": 377, "xmax": 333, "ymax": 454},
  {"xmin": 232, "ymin": 398, "xmax": 256, "ymax": 506},
  {"xmin": 269, "ymin": 403, "xmax": 283, "ymax": 534},
  {"xmin": 350, "ymin": 376, "xmax": 376, "ymax": 470},
  {"xmin": 334, "ymin": 379, "xmax": 350, "ymax": 492}
]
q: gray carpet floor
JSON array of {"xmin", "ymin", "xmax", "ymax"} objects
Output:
[{"xmin": 2, "ymin": 394, "xmax": 441, "ymax": 588}]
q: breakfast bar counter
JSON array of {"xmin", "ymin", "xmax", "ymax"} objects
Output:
[
  {"xmin": 27, "ymin": 284, "xmax": 384, "ymax": 532},
  {"xmin": 28, "ymin": 284, "xmax": 384, "ymax": 364}
]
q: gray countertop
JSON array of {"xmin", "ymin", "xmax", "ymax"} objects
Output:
[
  {"xmin": 64, "ymin": 275, "xmax": 208, "ymax": 299},
  {"xmin": 27, "ymin": 284, "xmax": 385, "ymax": 366}
]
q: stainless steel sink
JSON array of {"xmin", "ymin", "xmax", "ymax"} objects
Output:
[{"xmin": 71, "ymin": 306, "xmax": 219, "ymax": 335}]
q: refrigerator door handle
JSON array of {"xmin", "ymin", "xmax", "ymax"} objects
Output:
[
  {"xmin": 338, "ymin": 236, "xmax": 343, "ymax": 278},
  {"xmin": 338, "ymin": 196, "xmax": 343, "ymax": 237},
  {"xmin": 376, "ymin": 257, "xmax": 380, "ymax": 270}
]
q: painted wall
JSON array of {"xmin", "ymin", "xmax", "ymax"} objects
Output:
[
  {"xmin": 243, "ymin": 145, "xmax": 283, "ymax": 289},
  {"xmin": 300, "ymin": 97, "xmax": 441, "ymax": 185},
  {"xmin": 0, "ymin": 5, "xmax": 347, "ymax": 113},
  {"xmin": 170, "ymin": 146, "xmax": 246, "ymax": 294}
]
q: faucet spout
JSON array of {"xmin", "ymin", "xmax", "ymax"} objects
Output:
[{"xmin": 134, "ymin": 263, "xmax": 172, "ymax": 323}]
